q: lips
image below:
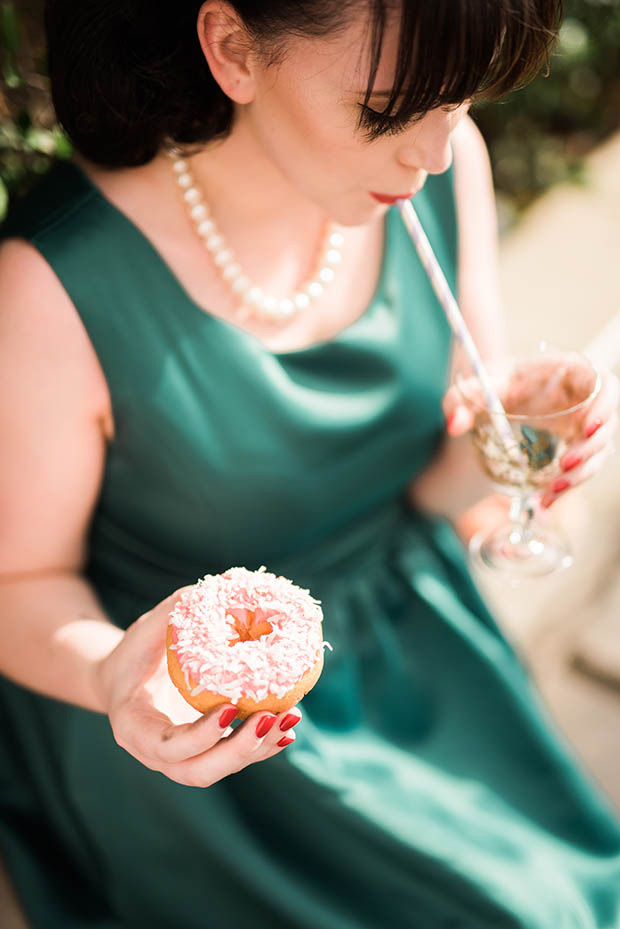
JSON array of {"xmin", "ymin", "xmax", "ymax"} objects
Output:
[{"xmin": 370, "ymin": 191, "xmax": 415, "ymax": 205}]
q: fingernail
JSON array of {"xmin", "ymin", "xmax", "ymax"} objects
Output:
[
  {"xmin": 585, "ymin": 419, "xmax": 603, "ymax": 438},
  {"xmin": 446, "ymin": 407, "xmax": 469, "ymax": 433},
  {"xmin": 218, "ymin": 707, "xmax": 237, "ymax": 728},
  {"xmin": 279, "ymin": 713, "xmax": 301, "ymax": 732},
  {"xmin": 551, "ymin": 477, "xmax": 571, "ymax": 494},
  {"xmin": 277, "ymin": 735, "xmax": 295, "ymax": 747},
  {"xmin": 255, "ymin": 715, "xmax": 277, "ymax": 738},
  {"xmin": 562, "ymin": 453, "xmax": 582, "ymax": 472}
]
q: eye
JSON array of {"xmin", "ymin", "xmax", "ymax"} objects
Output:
[{"xmin": 356, "ymin": 104, "xmax": 412, "ymax": 141}]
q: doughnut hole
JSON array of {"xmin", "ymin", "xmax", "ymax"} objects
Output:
[{"xmin": 226, "ymin": 607, "xmax": 275, "ymax": 645}]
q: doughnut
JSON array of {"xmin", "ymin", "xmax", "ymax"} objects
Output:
[{"xmin": 167, "ymin": 566, "xmax": 329, "ymax": 719}]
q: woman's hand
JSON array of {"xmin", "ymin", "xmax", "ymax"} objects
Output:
[
  {"xmin": 93, "ymin": 589, "xmax": 301, "ymax": 787},
  {"xmin": 442, "ymin": 382, "xmax": 475, "ymax": 438},
  {"xmin": 539, "ymin": 367, "xmax": 619, "ymax": 508},
  {"xmin": 442, "ymin": 367, "xmax": 620, "ymax": 509}
]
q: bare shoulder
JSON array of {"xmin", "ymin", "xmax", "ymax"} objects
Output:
[
  {"xmin": 451, "ymin": 114, "xmax": 491, "ymax": 169},
  {"xmin": 0, "ymin": 237, "xmax": 114, "ymax": 574},
  {"xmin": 449, "ymin": 116, "xmax": 505, "ymax": 359},
  {"xmin": 450, "ymin": 115, "xmax": 496, "ymax": 223},
  {"xmin": 0, "ymin": 237, "xmax": 113, "ymax": 440}
]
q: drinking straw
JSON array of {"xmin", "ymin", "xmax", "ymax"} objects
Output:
[{"xmin": 397, "ymin": 198, "xmax": 522, "ymax": 462}]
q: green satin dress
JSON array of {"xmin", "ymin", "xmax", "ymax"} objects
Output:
[{"xmin": 1, "ymin": 160, "xmax": 619, "ymax": 929}]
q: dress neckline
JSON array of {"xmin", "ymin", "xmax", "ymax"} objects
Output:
[{"xmin": 65, "ymin": 158, "xmax": 395, "ymax": 358}]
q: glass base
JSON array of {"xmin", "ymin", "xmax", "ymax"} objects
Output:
[{"xmin": 469, "ymin": 522, "xmax": 574, "ymax": 579}]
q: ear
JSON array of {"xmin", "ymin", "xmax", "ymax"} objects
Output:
[{"xmin": 197, "ymin": 1, "xmax": 258, "ymax": 105}]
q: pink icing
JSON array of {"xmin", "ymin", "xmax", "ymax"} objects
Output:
[{"xmin": 168, "ymin": 566, "xmax": 329, "ymax": 705}]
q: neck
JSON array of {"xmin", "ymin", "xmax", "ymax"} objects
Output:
[
  {"xmin": 157, "ymin": 113, "xmax": 326, "ymax": 237},
  {"xmin": 155, "ymin": 113, "xmax": 341, "ymax": 301}
]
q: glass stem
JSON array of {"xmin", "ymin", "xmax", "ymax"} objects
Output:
[{"xmin": 509, "ymin": 494, "xmax": 536, "ymax": 539}]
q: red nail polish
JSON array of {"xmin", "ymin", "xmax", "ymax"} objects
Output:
[
  {"xmin": 562, "ymin": 453, "xmax": 582, "ymax": 472},
  {"xmin": 277, "ymin": 735, "xmax": 295, "ymax": 747},
  {"xmin": 279, "ymin": 713, "xmax": 301, "ymax": 732},
  {"xmin": 218, "ymin": 707, "xmax": 237, "ymax": 728},
  {"xmin": 551, "ymin": 477, "xmax": 571, "ymax": 494},
  {"xmin": 585, "ymin": 419, "xmax": 603, "ymax": 438},
  {"xmin": 255, "ymin": 715, "xmax": 277, "ymax": 738}
]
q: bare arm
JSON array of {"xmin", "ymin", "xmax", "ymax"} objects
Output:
[
  {"xmin": 450, "ymin": 114, "xmax": 508, "ymax": 366},
  {"xmin": 0, "ymin": 238, "xmax": 298, "ymax": 783},
  {"xmin": 407, "ymin": 116, "xmax": 506, "ymax": 518},
  {"xmin": 0, "ymin": 238, "xmax": 122, "ymax": 711},
  {"xmin": 0, "ymin": 572, "xmax": 123, "ymax": 711},
  {"xmin": 407, "ymin": 118, "xmax": 620, "ymax": 523}
]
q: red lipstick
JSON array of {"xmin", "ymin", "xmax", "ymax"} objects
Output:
[{"xmin": 370, "ymin": 192, "xmax": 414, "ymax": 205}]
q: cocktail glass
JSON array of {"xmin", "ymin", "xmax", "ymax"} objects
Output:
[{"xmin": 454, "ymin": 344, "xmax": 601, "ymax": 578}]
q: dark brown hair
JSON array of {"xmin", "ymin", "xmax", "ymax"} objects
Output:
[{"xmin": 45, "ymin": 0, "xmax": 563, "ymax": 167}]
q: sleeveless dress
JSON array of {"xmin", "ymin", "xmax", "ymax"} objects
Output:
[{"xmin": 1, "ymin": 160, "xmax": 620, "ymax": 929}]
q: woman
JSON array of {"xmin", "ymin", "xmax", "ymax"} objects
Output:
[{"xmin": 1, "ymin": 1, "xmax": 619, "ymax": 927}]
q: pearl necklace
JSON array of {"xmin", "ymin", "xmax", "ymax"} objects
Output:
[{"xmin": 167, "ymin": 147, "xmax": 344, "ymax": 322}]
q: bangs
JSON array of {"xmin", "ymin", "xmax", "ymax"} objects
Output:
[{"xmin": 361, "ymin": 0, "xmax": 562, "ymax": 134}]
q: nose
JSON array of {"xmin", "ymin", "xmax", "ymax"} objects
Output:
[
  {"xmin": 396, "ymin": 109, "xmax": 461, "ymax": 175},
  {"xmin": 396, "ymin": 127, "xmax": 453, "ymax": 175}
]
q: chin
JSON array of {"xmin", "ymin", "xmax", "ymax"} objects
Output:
[{"xmin": 327, "ymin": 199, "xmax": 388, "ymax": 228}]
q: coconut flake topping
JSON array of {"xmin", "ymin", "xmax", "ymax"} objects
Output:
[{"xmin": 168, "ymin": 566, "xmax": 328, "ymax": 704}]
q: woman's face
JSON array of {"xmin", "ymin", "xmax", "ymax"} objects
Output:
[{"xmin": 236, "ymin": 11, "xmax": 470, "ymax": 225}]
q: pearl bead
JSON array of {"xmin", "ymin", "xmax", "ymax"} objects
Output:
[
  {"xmin": 261, "ymin": 295, "xmax": 278, "ymax": 313},
  {"xmin": 318, "ymin": 267, "xmax": 335, "ymax": 284},
  {"xmin": 172, "ymin": 160, "xmax": 187, "ymax": 174},
  {"xmin": 232, "ymin": 275, "xmax": 251, "ymax": 294},
  {"xmin": 190, "ymin": 203, "xmax": 207, "ymax": 220},
  {"xmin": 213, "ymin": 249, "xmax": 233, "ymax": 267},
  {"xmin": 183, "ymin": 187, "xmax": 201, "ymax": 204},
  {"xmin": 306, "ymin": 281, "xmax": 323, "ymax": 299},
  {"xmin": 222, "ymin": 262, "xmax": 241, "ymax": 280},
  {"xmin": 329, "ymin": 231, "xmax": 344, "ymax": 248},
  {"xmin": 197, "ymin": 219, "xmax": 215, "ymax": 237},
  {"xmin": 246, "ymin": 286, "xmax": 264, "ymax": 306},
  {"xmin": 278, "ymin": 298, "xmax": 295, "ymax": 317},
  {"xmin": 326, "ymin": 249, "xmax": 342, "ymax": 265},
  {"xmin": 177, "ymin": 173, "xmax": 192, "ymax": 188},
  {"xmin": 206, "ymin": 234, "xmax": 224, "ymax": 252},
  {"xmin": 294, "ymin": 292, "xmax": 310, "ymax": 310}
]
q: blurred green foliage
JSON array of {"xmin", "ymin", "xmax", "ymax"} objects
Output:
[
  {"xmin": 0, "ymin": 0, "xmax": 72, "ymax": 218},
  {"xmin": 474, "ymin": 0, "xmax": 620, "ymax": 225},
  {"xmin": 1, "ymin": 0, "xmax": 620, "ymax": 225}
]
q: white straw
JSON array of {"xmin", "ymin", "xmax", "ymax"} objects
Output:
[{"xmin": 397, "ymin": 198, "xmax": 521, "ymax": 461}]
